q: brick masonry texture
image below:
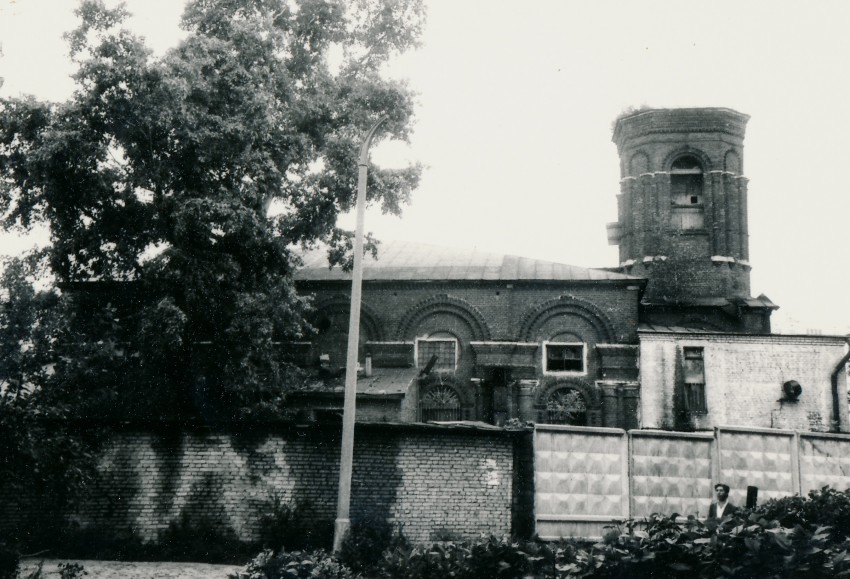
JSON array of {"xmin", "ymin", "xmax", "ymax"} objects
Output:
[
  {"xmin": 297, "ymin": 279, "xmax": 642, "ymax": 428},
  {"xmin": 0, "ymin": 425, "xmax": 518, "ymax": 545},
  {"xmin": 610, "ymin": 108, "xmax": 752, "ymax": 306},
  {"xmin": 639, "ymin": 333, "xmax": 850, "ymax": 432},
  {"xmin": 303, "ymin": 281, "xmax": 639, "ymax": 382}
]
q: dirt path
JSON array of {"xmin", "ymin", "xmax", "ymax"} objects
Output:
[{"xmin": 19, "ymin": 559, "xmax": 245, "ymax": 579}]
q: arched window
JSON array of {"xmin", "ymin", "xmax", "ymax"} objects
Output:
[
  {"xmin": 545, "ymin": 387, "xmax": 588, "ymax": 425},
  {"xmin": 670, "ymin": 156, "xmax": 704, "ymax": 230},
  {"xmin": 420, "ymin": 385, "xmax": 462, "ymax": 422}
]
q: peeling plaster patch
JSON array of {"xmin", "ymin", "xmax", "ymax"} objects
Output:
[{"xmin": 482, "ymin": 458, "xmax": 500, "ymax": 486}]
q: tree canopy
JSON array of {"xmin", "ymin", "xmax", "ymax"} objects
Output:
[{"xmin": 0, "ymin": 0, "xmax": 424, "ymax": 422}]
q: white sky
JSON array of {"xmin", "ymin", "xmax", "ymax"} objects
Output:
[{"xmin": 1, "ymin": 0, "xmax": 849, "ymax": 335}]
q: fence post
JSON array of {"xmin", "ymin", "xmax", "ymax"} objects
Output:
[
  {"xmin": 712, "ymin": 427, "xmax": 722, "ymax": 485},
  {"xmin": 746, "ymin": 486, "xmax": 759, "ymax": 508},
  {"xmin": 792, "ymin": 430, "xmax": 801, "ymax": 495},
  {"xmin": 621, "ymin": 429, "xmax": 630, "ymax": 520},
  {"xmin": 626, "ymin": 430, "xmax": 635, "ymax": 519}
]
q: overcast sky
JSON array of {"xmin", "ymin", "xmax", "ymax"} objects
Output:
[{"xmin": 1, "ymin": 0, "xmax": 849, "ymax": 335}]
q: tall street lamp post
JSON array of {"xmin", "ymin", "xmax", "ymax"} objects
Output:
[{"xmin": 333, "ymin": 116, "xmax": 388, "ymax": 553}]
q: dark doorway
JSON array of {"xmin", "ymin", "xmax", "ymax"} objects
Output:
[{"xmin": 481, "ymin": 367, "xmax": 511, "ymax": 426}]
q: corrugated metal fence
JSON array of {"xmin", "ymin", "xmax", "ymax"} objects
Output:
[{"xmin": 535, "ymin": 424, "xmax": 850, "ymax": 539}]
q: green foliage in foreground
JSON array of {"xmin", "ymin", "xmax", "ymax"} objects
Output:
[{"xmin": 234, "ymin": 486, "xmax": 850, "ymax": 578}]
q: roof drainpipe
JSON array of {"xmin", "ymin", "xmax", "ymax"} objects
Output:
[{"xmin": 830, "ymin": 336, "xmax": 850, "ymax": 432}]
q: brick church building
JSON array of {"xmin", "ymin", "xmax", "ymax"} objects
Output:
[{"xmin": 291, "ymin": 108, "xmax": 850, "ymax": 433}]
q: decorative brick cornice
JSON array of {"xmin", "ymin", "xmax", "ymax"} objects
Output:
[
  {"xmin": 613, "ymin": 108, "xmax": 749, "ymax": 149},
  {"xmin": 396, "ymin": 294, "xmax": 492, "ymax": 341},
  {"xmin": 519, "ymin": 295, "xmax": 617, "ymax": 343}
]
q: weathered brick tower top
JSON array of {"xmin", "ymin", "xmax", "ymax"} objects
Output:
[{"xmin": 607, "ymin": 107, "xmax": 775, "ymax": 332}]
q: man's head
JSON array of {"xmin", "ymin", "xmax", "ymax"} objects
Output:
[{"xmin": 714, "ymin": 483, "xmax": 730, "ymax": 501}]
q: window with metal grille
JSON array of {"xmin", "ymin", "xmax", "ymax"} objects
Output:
[
  {"xmin": 544, "ymin": 343, "xmax": 585, "ymax": 373},
  {"xmin": 683, "ymin": 347, "xmax": 707, "ymax": 413},
  {"xmin": 545, "ymin": 387, "xmax": 588, "ymax": 425},
  {"xmin": 420, "ymin": 385, "xmax": 462, "ymax": 422},
  {"xmin": 416, "ymin": 338, "xmax": 457, "ymax": 371}
]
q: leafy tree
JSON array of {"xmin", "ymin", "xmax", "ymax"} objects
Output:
[{"xmin": 0, "ymin": 0, "xmax": 424, "ymax": 422}]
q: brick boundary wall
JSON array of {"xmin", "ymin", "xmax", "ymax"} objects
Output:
[{"xmin": 1, "ymin": 423, "xmax": 525, "ymax": 545}]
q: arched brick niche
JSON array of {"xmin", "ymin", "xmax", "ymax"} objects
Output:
[
  {"xmin": 519, "ymin": 296, "xmax": 617, "ymax": 382},
  {"xmin": 519, "ymin": 295, "xmax": 616, "ymax": 344},
  {"xmin": 310, "ymin": 295, "xmax": 384, "ymax": 366},
  {"xmin": 395, "ymin": 295, "xmax": 492, "ymax": 405},
  {"xmin": 396, "ymin": 294, "xmax": 492, "ymax": 342},
  {"xmin": 628, "ymin": 150, "xmax": 650, "ymax": 176}
]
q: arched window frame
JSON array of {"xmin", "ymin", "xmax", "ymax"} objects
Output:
[
  {"xmin": 419, "ymin": 383, "xmax": 463, "ymax": 422},
  {"xmin": 670, "ymin": 155, "xmax": 705, "ymax": 230}
]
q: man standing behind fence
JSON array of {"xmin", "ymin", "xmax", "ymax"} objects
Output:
[{"xmin": 707, "ymin": 483, "xmax": 738, "ymax": 520}]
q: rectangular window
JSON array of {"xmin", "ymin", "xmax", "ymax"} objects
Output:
[
  {"xmin": 544, "ymin": 343, "xmax": 585, "ymax": 373},
  {"xmin": 416, "ymin": 338, "xmax": 457, "ymax": 371},
  {"xmin": 683, "ymin": 347, "xmax": 707, "ymax": 413}
]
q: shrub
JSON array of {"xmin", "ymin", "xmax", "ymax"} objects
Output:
[
  {"xmin": 378, "ymin": 542, "xmax": 464, "ymax": 579},
  {"xmin": 552, "ymin": 511, "xmax": 850, "ymax": 578},
  {"xmin": 339, "ymin": 515, "xmax": 408, "ymax": 575},
  {"xmin": 259, "ymin": 497, "xmax": 333, "ymax": 551},
  {"xmin": 230, "ymin": 549, "xmax": 356, "ymax": 579},
  {"xmin": 465, "ymin": 536, "xmax": 549, "ymax": 578},
  {"xmin": 236, "ymin": 487, "xmax": 850, "ymax": 579},
  {"xmin": 379, "ymin": 536, "xmax": 553, "ymax": 579},
  {"xmin": 753, "ymin": 485, "xmax": 850, "ymax": 540},
  {"xmin": 157, "ymin": 511, "xmax": 254, "ymax": 563}
]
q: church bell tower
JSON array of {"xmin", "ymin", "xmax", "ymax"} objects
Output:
[{"xmin": 607, "ymin": 108, "xmax": 775, "ymax": 332}]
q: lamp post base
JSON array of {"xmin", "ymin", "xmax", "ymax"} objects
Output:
[{"xmin": 333, "ymin": 517, "xmax": 351, "ymax": 553}]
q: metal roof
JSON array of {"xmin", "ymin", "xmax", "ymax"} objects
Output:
[
  {"xmin": 300, "ymin": 366, "xmax": 418, "ymax": 397},
  {"xmin": 638, "ymin": 325, "xmax": 850, "ymax": 341},
  {"xmin": 641, "ymin": 295, "xmax": 779, "ymax": 310},
  {"xmin": 295, "ymin": 240, "xmax": 641, "ymax": 283},
  {"xmin": 356, "ymin": 367, "xmax": 418, "ymax": 396},
  {"xmin": 638, "ymin": 323, "xmax": 724, "ymax": 334}
]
